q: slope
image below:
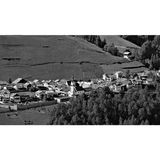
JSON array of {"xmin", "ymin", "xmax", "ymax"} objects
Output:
[
  {"xmin": 100, "ymin": 35, "xmax": 140, "ymax": 53},
  {"xmin": 0, "ymin": 35, "xmax": 128, "ymax": 81}
]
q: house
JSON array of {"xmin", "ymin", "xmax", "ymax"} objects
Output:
[
  {"xmin": 35, "ymin": 90, "xmax": 45, "ymax": 99},
  {"xmin": 68, "ymin": 85, "xmax": 84, "ymax": 97},
  {"xmin": 12, "ymin": 78, "xmax": 28, "ymax": 89},
  {"xmin": 102, "ymin": 73, "xmax": 111, "ymax": 81},
  {"xmin": 109, "ymin": 84, "xmax": 121, "ymax": 93},
  {"xmin": 12, "ymin": 78, "xmax": 28, "ymax": 85},
  {"xmin": 45, "ymin": 90, "xmax": 55, "ymax": 100},
  {"xmin": 37, "ymin": 85, "xmax": 49, "ymax": 91},
  {"xmin": 54, "ymin": 96, "xmax": 70, "ymax": 103},
  {"xmin": 123, "ymin": 51, "xmax": 132, "ymax": 60},
  {"xmin": 114, "ymin": 71, "xmax": 123, "ymax": 79},
  {"xmin": 10, "ymin": 93, "xmax": 21, "ymax": 103},
  {"xmin": 81, "ymin": 81, "xmax": 93, "ymax": 89}
]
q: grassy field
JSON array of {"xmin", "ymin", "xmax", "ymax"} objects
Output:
[
  {"xmin": 101, "ymin": 61, "xmax": 147, "ymax": 74},
  {"xmin": 0, "ymin": 35, "xmax": 128, "ymax": 81},
  {"xmin": 0, "ymin": 105, "xmax": 55, "ymax": 125},
  {"xmin": 100, "ymin": 35, "xmax": 140, "ymax": 48}
]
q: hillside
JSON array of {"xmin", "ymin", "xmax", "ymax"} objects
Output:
[
  {"xmin": 101, "ymin": 61, "xmax": 146, "ymax": 75},
  {"xmin": 0, "ymin": 35, "xmax": 128, "ymax": 81},
  {"xmin": 100, "ymin": 35, "xmax": 140, "ymax": 53}
]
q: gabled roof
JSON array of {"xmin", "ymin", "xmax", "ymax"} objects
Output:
[
  {"xmin": 12, "ymin": 78, "xmax": 27, "ymax": 84},
  {"xmin": 10, "ymin": 93, "xmax": 20, "ymax": 97}
]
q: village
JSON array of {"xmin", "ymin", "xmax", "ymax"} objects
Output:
[{"xmin": 0, "ymin": 68, "xmax": 160, "ymax": 112}]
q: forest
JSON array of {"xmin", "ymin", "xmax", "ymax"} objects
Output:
[{"xmin": 49, "ymin": 79, "xmax": 160, "ymax": 125}]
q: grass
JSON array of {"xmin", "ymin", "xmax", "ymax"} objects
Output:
[
  {"xmin": 100, "ymin": 35, "xmax": 140, "ymax": 48},
  {"xmin": 0, "ymin": 35, "xmax": 127, "ymax": 81},
  {"xmin": 101, "ymin": 61, "xmax": 147, "ymax": 74},
  {"xmin": 0, "ymin": 104, "xmax": 56, "ymax": 125}
]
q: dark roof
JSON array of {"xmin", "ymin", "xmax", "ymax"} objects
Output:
[
  {"xmin": 66, "ymin": 80, "xmax": 71, "ymax": 86},
  {"xmin": 75, "ymin": 86, "xmax": 84, "ymax": 91},
  {"xmin": 12, "ymin": 78, "xmax": 27, "ymax": 84}
]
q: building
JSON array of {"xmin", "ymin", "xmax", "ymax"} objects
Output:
[
  {"xmin": 114, "ymin": 71, "xmax": 123, "ymax": 79},
  {"xmin": 10, "ymin": 93, "xmax": 21, "ymax": 103},
  {"xmin": 102, "ymin": 74, "xmax": 111, "ymax": 81},
  {"xmin": 81, "ymin": 81, "xmax": 93, "ymax": 89},
  {"xmin": 12, "ymin": 78, "xmax": 28, "ymax": 89},
  {"xmin": 54, "ymin": 97, "xmax": 70, "ymax": 103},
  {"xmin": 123, "ymin": 51, "xmax": 132, "ymax": 60},
  {"xmin": 68, "ymin": 85, "xmax": 84, "ymax": 97}
]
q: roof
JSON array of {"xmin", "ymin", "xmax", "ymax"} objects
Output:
[
  {"xmin": 12, "ymin": 78, "xmax": 27, "ymax": 84},
  {"xmin": 75, "ymin": 86, "xmax": 84, "ymax": 91},
  {"xmin": 10, "ymin": 93, "xmax": 20, "ymax": 97},
  {"xmin": 123, "ymin": 51, "xmax": 131, "ymax": 55},
  {"xmin": 0, "ymin": 81, "xmax": 8, "ymax": 85}
]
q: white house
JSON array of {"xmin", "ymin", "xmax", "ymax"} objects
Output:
[
  {"xmin": 123, "ymin": 51, "xmax": 131, "ymax": 61},
  {"xmin": 81, "ymin": 81, "xmax": 93, "ymax": 88},
  {"xmin": 102, "ymin": 74, "xmax": 111, "ymax": 81},
  {"xmin": 68, "ymin": 85, "xmax": 84, "ymax": 97},
  {"xmin": 114, "ymin": 71, "xmax": 123, "ymax": 79}
]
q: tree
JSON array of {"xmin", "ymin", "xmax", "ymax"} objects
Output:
[
  {"xmin": 101, "ymin": 39, "xmax": 106, "ymax": 48},
  {"xmin": 141, "ymin": 40, "xmax": 156, "ymax": 60},
  {"xmin": 106, "ymin": 43, "xmax": 119, "ymax": 56},
  {"xmin": 152, "ymin": 35, "xmax": 160, "ymax": 51},
  {"xmin": 125, "ymin": 70, "xmax": 130, "ymax": 79},
  {"xmin": 95, "ymin": 36, "xmax": 101, "ymax": 48},
  {"xmin": 150, "ymin": 54, "xmax": 160, "ymax": 70},
  {"xmin": 103, "ymin": 43, "xmax": 108, "ymax": 52}
]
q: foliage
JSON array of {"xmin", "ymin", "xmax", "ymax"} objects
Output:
[
  {"xmin": 139, "ymin": 36, "xmax": 160, "ymax": 70},
  {"xmin": 81, "ymin": 36, "xmax": 121, "ymax": 57},
  {"xmin": 140, "ymin": 40, "xmax": 155, "ymax": 60},
  {"xmin": 81, "ymin": 35, "xmax": 106, "ymax": 49},
  {"xmin": 125, "ymin": 70, "xmax": 130, "ymax": 79},
  {"xmin": 50, "ymin": 82, "xmax": 160, "ymax": 125},
  {"xmin": 150, "ymin": 54, "xmax": 160, "ymax": 70},
  {"xmin": 121, "ymin": 35, "xmax": 155, "ymax": 46},
  {"xmin": 103, "ymin": 43, "xmax": 119, "ymax": 56}
]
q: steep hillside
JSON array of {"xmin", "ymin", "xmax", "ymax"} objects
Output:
[
  {"xmin": 100, "ymin": 35, "xmax": 140, "ymax": 53},
  {"xmin": 0, "ymin": 35, "xmax": 127, "ymax": 81}
]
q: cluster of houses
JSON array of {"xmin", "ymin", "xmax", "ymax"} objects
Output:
[
  {"xmin": 0, "ymin": 69, "xmax": 159, "ymax": 109},
  {"xmin": 102, "ymin": 70, "xmax": 159, "ymax": 93},
  {"xmin": 0, "ymin": 77, "xmax": 93, "ymax": 106}
]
